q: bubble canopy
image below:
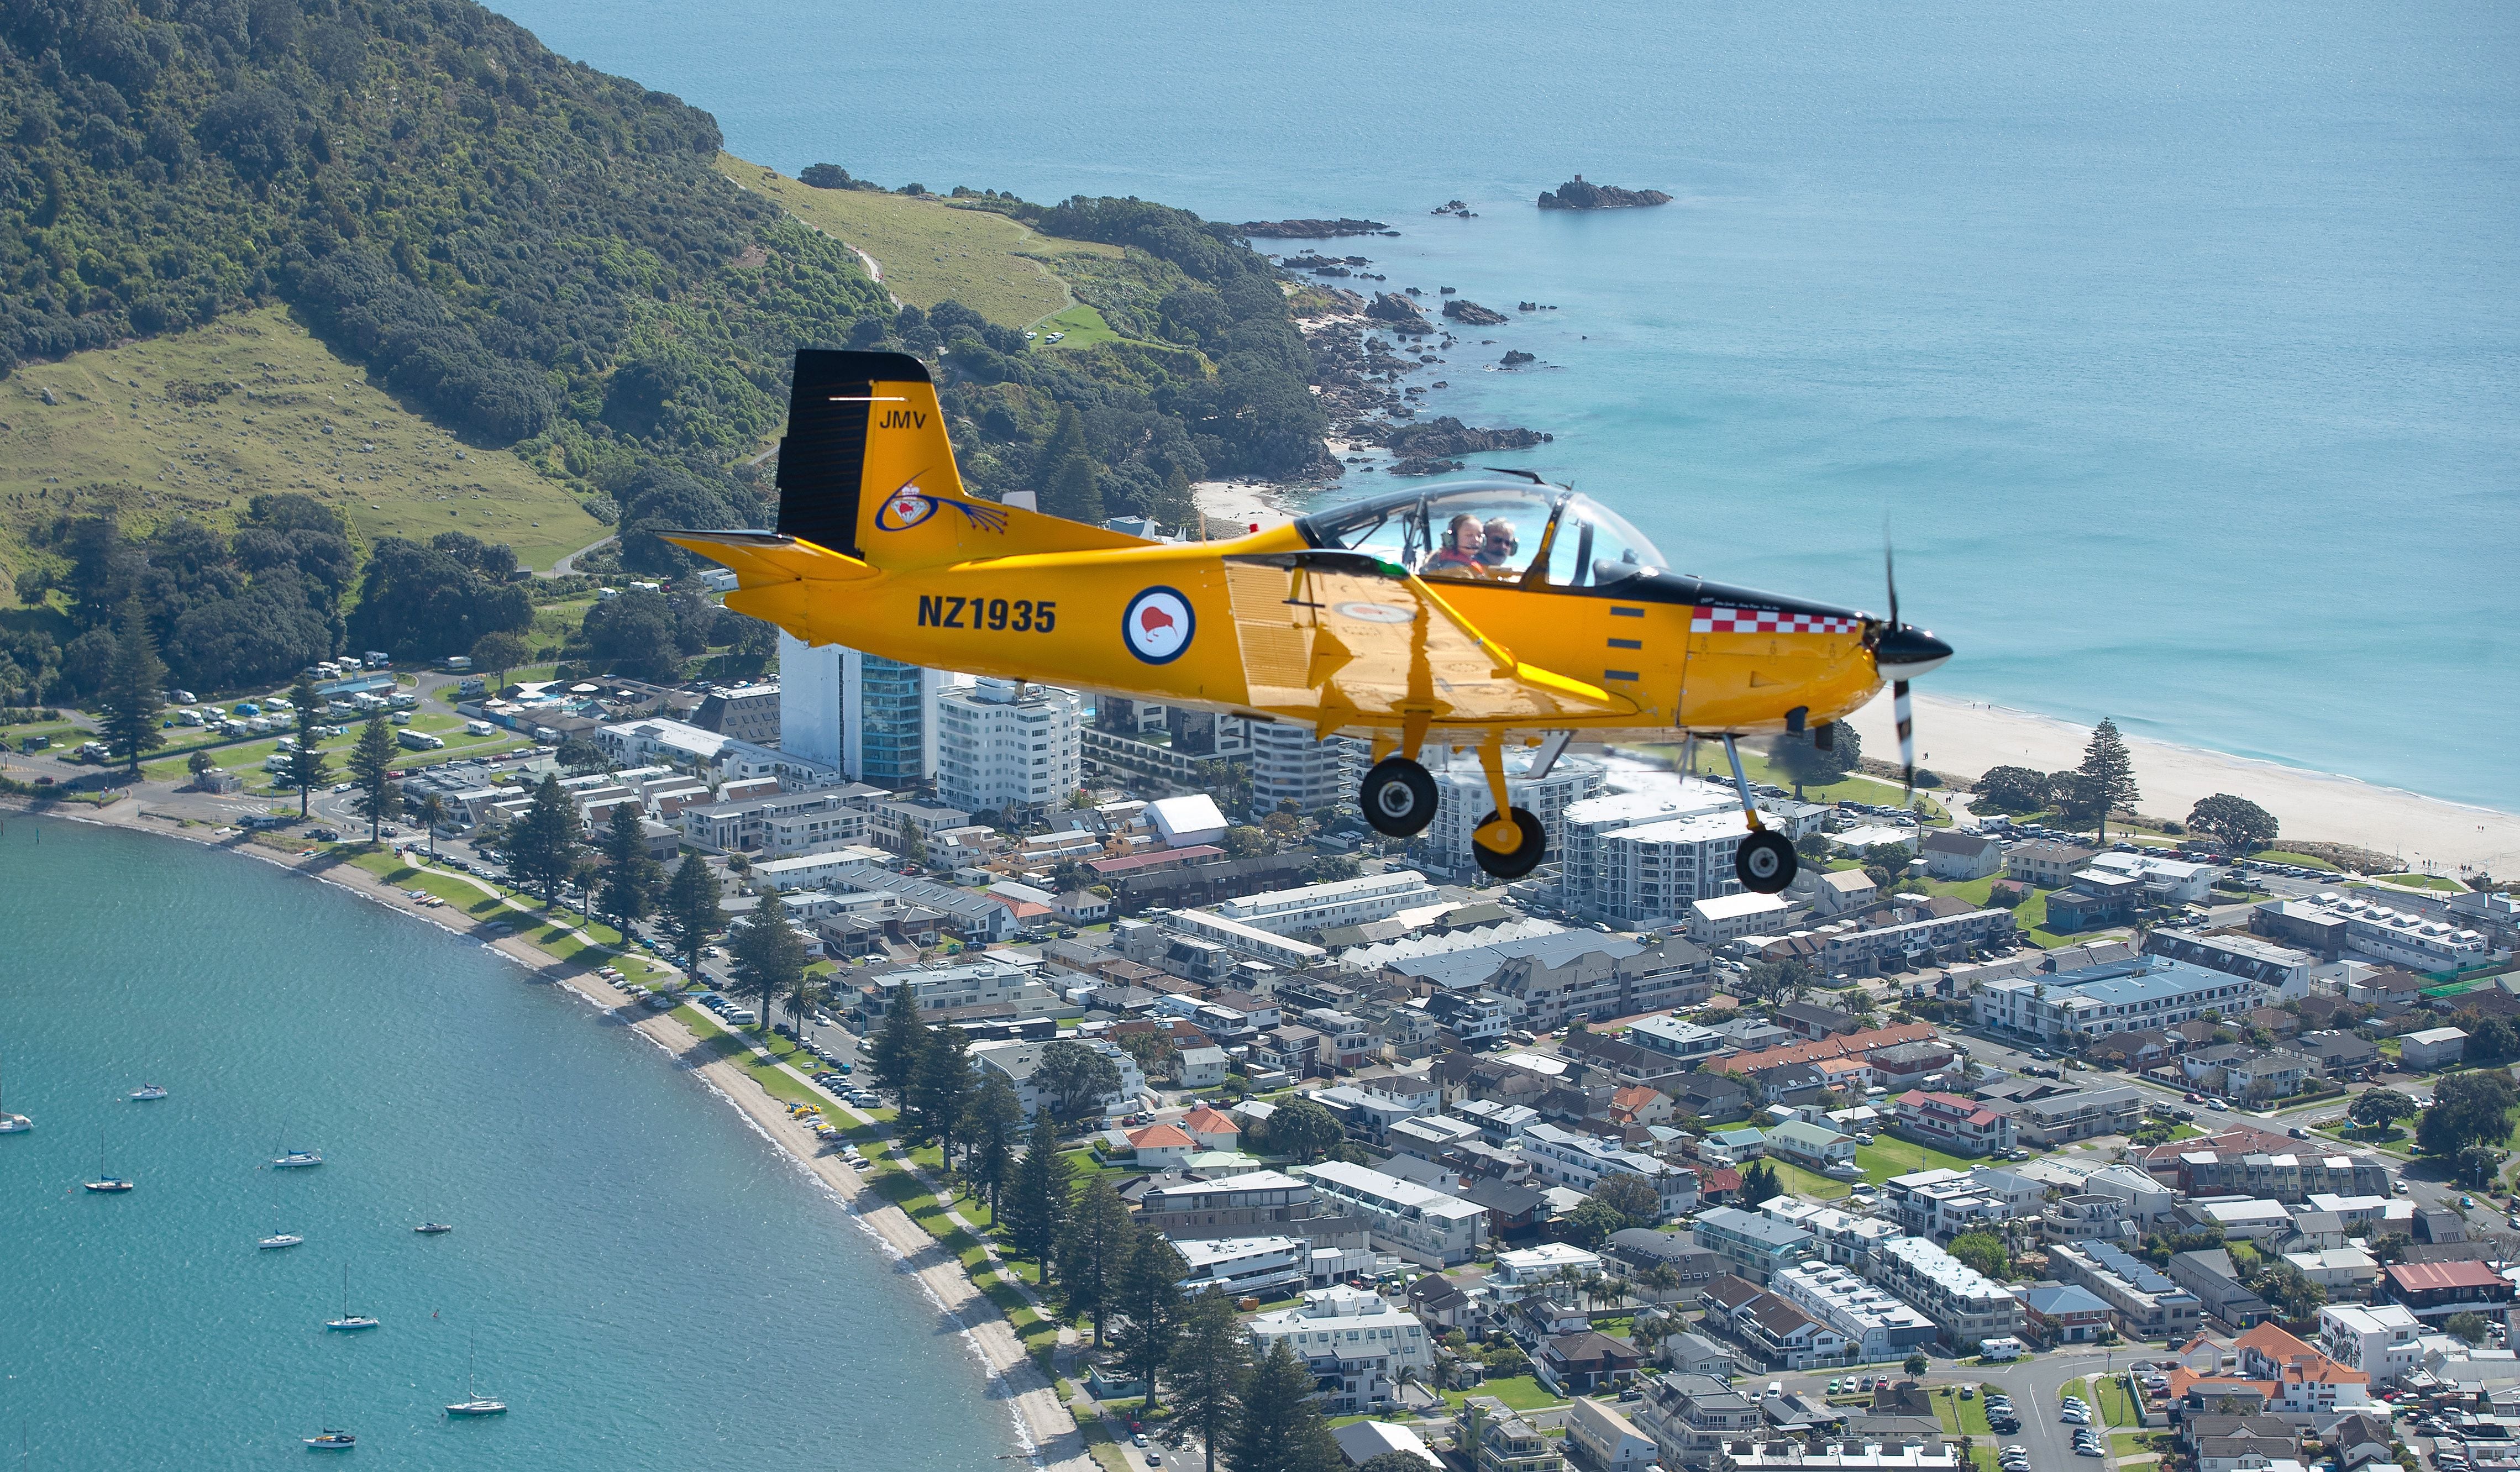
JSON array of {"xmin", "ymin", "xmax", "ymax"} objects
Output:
[{"xmin": 1293, "ymin": 477, "xmax": 1670, "ymax": 591}]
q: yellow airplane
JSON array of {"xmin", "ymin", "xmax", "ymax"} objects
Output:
[{"xmin": 668, "ymin": 350, "xmax": 1952, "ymax": 891}]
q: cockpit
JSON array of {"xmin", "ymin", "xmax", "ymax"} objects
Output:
[{"xmin": 1293, "ymin": 479, "xmax": 1668, "ymax": 592}]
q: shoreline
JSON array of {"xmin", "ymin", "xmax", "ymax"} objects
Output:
[
  {"xmin": 1190, "ymin": 475, "xmax": 2514, "ymax": 873},
  {"xmin": 11, "ymin": 795, "xmax": 1093, "ymax": 1472}
]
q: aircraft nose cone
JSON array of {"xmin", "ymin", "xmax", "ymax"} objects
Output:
[{"xmin": 1875, "ymin": 624, "xmax": 1953, "ymax": 681}]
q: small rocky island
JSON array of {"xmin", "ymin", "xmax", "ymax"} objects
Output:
[
  {"xmin": 1364, "ymin": 291, "xmax": 1435, "ymax": 334},
  {"xmin": 1239, "ymin": 217, "xmax": 1394, "ymax": 238},
  {"xmin": 1536, "ymin": 175, "xmax": 1672, "ymax": 210},
  {"xmin": 1441, "ymin": 299, "xmax": 1509, "ymax": 325}
]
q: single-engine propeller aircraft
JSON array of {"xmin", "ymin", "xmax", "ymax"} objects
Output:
[{"xmin": 667, "ymin": 351, "xmax": 1952, "ymax": 891}]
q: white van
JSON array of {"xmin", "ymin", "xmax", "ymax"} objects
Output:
[
  {"xmin": 1767, "ymin": 1382, "xmax": 1784, "ymax": 1400},
  {"xmin": 465, "ymin": 721, "xmax": 495, "ymax": 737}
]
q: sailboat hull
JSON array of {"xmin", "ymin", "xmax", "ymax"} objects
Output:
[{"xmin": 445, "ymin": 1402, "xmax": 508, "ymax": 1417}]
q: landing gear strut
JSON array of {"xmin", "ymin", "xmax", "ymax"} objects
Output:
[
  {"xmin": 1720, "ymin": 733, "xmax": 1799, "ymax": 895},
  {"xmin": 1470, "ymin": 740, "xmax": 1547, "ymax": 880}
]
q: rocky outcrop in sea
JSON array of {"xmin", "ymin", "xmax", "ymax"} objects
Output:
[
  {"xmin": 1365, "ymin": 292, "xmax": 1434, "ymax": 334},
  {"xmin": 1536, "ymin": 175, "xmax": 1673, "ymax": 210},
  {"xmin": 1441, "ymin": 299, "xmax": 1509, "ymax": 325},
  {"xmin": 1240, "ymin": 218, "xmax": 1394, "ymax": 238},
  {"xmin": 1380, "ymin": 416, "xmax": 1552, "ymax": 458}
]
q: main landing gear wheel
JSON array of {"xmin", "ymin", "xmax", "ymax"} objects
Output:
[
  {"xmin": 1359, "ymin": 757, "xmax": 1439, "ymax": 837},
  {"xmin": 1472, "ymin": 808, "xmax": 1547, "ymax": 880},
  {"xmin": 1735, "ymin": 830, "xmax": 1798, "ymax": 894}
]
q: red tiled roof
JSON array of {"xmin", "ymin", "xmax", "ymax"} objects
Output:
[
  {"xmin": 2386, "ymin": 1260, "xmax": 2508, "ymax": 1292},
  {"xmin": 1089, "ymin": 844, "xmax": 1223, "ymax": 875},
  {"xmin": 1128, "ymin": 1123, "xmax": 1196, "ymax": 1149},
  {"xmin": 1180, "ymin": 1107, "xmax": 1240, "ymax": 1136},
  {"xmin": 1716, "ymin": 1022, "xmax": 1936, "ymax": 1077},
  {"xmin": 1702, "ymin": 1168, "xmax": 1743, "ymax": 1194}
]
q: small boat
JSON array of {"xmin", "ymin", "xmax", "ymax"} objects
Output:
[
  {"xmin": 324, "ymin": 1263, "xmax": 379, "ymax": 1332},
  {"xmin": 303, "ymin": 1429, "xmax": 356, "ymax": 1450},
  {"xmin": 0, "ymin": 1056, "xmax": 29, "ymax": 1133},
  {"xmin": 413, "ymin": 1222, "xmax": 453, "ymax": 1236},
  {"xmin": 129, "ymin": 1084, "xmax": 169, "ymax": 1101},
  {"xmin": 85, "ymin": 1133, "xmax": 132, "ymax": 1192},
  {"xmin": 274, "ymin": 1150, "xmax": 324, "ymax": 1169},
  {"xmin": 445, "ymin": 1338, "xmax": 508, "ymax": 1417},
  {"xmin": 260, "ymin": 1233, "xmax": 305, "ymax": 1250}
]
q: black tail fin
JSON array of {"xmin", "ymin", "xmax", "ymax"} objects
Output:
[{"xmin": 773, "ymin": 349, "xmax": 939, "ymax": 557}]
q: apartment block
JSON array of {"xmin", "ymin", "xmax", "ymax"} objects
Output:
[{"xmin": 1864, "ymin": 1236, "xmax": 2022, "ymax": 1351}]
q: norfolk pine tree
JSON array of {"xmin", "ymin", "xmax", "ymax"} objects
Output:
[
  {"xmin": 960, "ymin": 1069, "xmax": 1024, "ymax": 1220},
  {"xmin": 662, "ymin": 852, "xmax": 727, "ymax": 974},
  {"xmin": 96, "ymin": 602, "xmax": 166, "ymax": 775},
  {"xmin": 1003, "ymin": 1108, "xmax": 1072, "ymax": 1275},
  {"xmin": 1112, "ymin": 1232, "xmax": 1189, "ymax": 1411},
  {"xmin": 1230, "ymin": 1337, "xmax": 1343, "ymax": 1472},
  {"xmin": 911, "ymin": 1022, "xmax": 975, "ymax": 1164},
  {"xmin": 871, "ymin": 982, "xmax": 926, "ymax": 1107},
  {"xmin": 347, "ymin": 714, "xmax": 402, "ymax": 842},
  {"xmin": 597, "ymin": 801, "xmax": 659, "ymax": 937},
  {"xmin": 1169, "ymin": 1289, "xmax": 1251, "ymax": 1472},
  {"xmin": 1057, "ymin": 1176, "xmax": 1136, "ymax": 1346},
  {"xmin": 508, "ymin": 774, "xmax": 581, "ymax": 906},
  {"xmin": 2073, "ymin": 717, "xmax": 2141, "ymax": 841},
  {"xmin": 728, "ymin": 893, "xmax": 806, "ymax": 1033},
  {"xmin": 285, "ymin": 675, "xmax": 330, "ymax": 816}
]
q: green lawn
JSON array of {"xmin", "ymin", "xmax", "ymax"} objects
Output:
[
  {"xmin": 2251, "ymin": 850, "xmax": 2340, "ymax": 871},
  {"xmin": 1441, "ymin": 1375, "xmax": 1564, "ymax": 1413},
  {"xmin": 1856, "ymin": 1137, "xmax": 1991, "ymax": 1184},
  {"xmin": 2096, "ymin": 1374, "xmax": 2138, "ymax": 1427},
  {"xmin": 2378, "ymin": 874, "xmax": 2465, "ymax": 892},
  {"xmin": 1037, "ymin": 303, "xmax": 1120, "ymax": 350},
  {"xmin": 1762, "ymin": 1157, "xmax": 1854, "ymax": 1201},
  {"xmin": 0, "ymin": 304, "xmax": 603, "ymax": 579},
  {"xmin": 1636, "ymin": 742, "xmax": 1951, "ymax": 823}
]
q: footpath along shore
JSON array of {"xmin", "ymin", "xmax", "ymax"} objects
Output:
[{"xmin": 7, "ymin": 792, "xmax": 1099, "ymax": 1472}]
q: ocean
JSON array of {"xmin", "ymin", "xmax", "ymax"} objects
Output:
[
  {"xmin": 0, "ymin": 819, "xmax": 1019, "ymax": 1469},
  {"xmin": 485, "ymin": 0, "xmax": 2520, "ymax": 810}
]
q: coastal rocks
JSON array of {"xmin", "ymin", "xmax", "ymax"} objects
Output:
[
  {"xmin": 1441, "ymin": 299, "xmax": 1509, "ymax": 325},
  {"xmin": 1500, "ymin": 350, "xmax": 1536, "ymax": 367},
  {"xmin": 1240, "ymin": 218, "xmax": 1394, "ymax": 238},
  {"xmin": 1364, "ymin": 292, "xmax": 1434, "ymax": 334},
  {"xmin": 1380, "ymin": 416, "xmax": 1552, "ymax": 458},
  {"xmin": 1430, "ymin": 200, "xmax": 1476, "ymax": 218},
  {"xmin": 1390, "ymin": 455, "xmax": 1467, "ymax": 477},
  {"xmin": 1537, "ymin": 174, "xmax": 1673, "ymax": 210}
]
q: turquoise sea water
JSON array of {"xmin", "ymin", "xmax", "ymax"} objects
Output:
[
  {"xmin": 488, "ymin": 0, "xmax": 2520, "ymax": 808},
  {"xmin": 0, "ymin": 819, "xmax": 1017, "ymax": 1469}
]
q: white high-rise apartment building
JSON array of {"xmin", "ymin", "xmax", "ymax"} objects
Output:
[
  {"xmin": 1420, "ymin": 750, "xmax": 1606, "ymax": 876},
  {"xmin": 776, "ymin": 631, "xmax": 959, "ymax": 787},
  {"xmin": 935, "ymin": 679, "xmax": 1082, "ymax": 815},
  {"xmin": 1248, "ymin": 719, "xmax": 1363, "ymax": 813}
]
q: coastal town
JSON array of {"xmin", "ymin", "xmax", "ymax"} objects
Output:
[{"xmin": 8, "ymin": 595, "xmax": 2520, "ymax": 1472}]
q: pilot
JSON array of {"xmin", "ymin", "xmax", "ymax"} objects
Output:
[
  {"xmin": 1477, "ymin": 517, "xmax": 1521, "ymax": 572},
  {"xmin": 1422, "ymin": 513, "xmax": 1487, "ymax": 577}
]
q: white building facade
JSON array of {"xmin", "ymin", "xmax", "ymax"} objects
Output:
[{"xmin": 935, "ymin": 678, "xmax": 1082, "ymax": 816}]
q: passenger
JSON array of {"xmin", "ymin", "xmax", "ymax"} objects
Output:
[
  {"xmin": 1477, "ymin": 517, "xmax": 1521, "ymax": 572},
  {"xmin": 1422, "ymin": 513, "xmax": 1487, "ymax": 577}
]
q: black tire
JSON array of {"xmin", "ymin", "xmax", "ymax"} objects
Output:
[
  {"xmin": 1359, "ymin": 757, "xmax": 1440, "ymax": 837},
  {"xmin": 1735, "ymin": 829, "xmax": 1798, "ymax": 893},
  {"xmin": 1472, "ymin": 807, "xmax": 1547, "ymax": 880}
]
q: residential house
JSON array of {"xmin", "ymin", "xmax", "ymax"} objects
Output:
[
  {"xmin": 1299, "ymin": 1160, "xmax": 1489, "ymax": 1268},
  {"xmin": 2317, "ymin": 1304, "xmax": 2426, "ymax": 1387},
  {"xmin": 2400, "ymin": 1028, "xmax": 2469, "ymax": 1070},
  {"xmin": 1247, "ymin": 1286, "xmax": 1434, "ymax": 1415},
  {"xmin": 2167, "ymin": 1248, "xmax": 2275, "ymax": 1332},
  {"xmin": 2044, "ymin": 1240, "xmax": 2203, "ymax": 1342},
  {"xmin": 1694, "ymin": 1207, "xmax": 1815, "ymax": 1285},
  {"xmin": 2085, "ymin": 1029, "xmax": 2176, "ymax": 1069},
  {"xmin": 1660, "ymin": 1332, "xmax": 1740, "ymax": 1380},
  {"xmin": 2019, "ymin": 1283, "xmax": 2115, "ymax": 1346},
  {"xmin": 1455, "ymin": 1396, "xmax": 1566, "ymax": 1472},
  {"xmin": 1568, "ymin": 1396, "xmax": 1661, "ymax": 1472},
  {"xmin": 1920, "ymin": 830, "xmax": 2004, "ymax": 881},
  {"xmin": 1776, "ymin": 1002, "xmax": 1863, "ymax": 1040},
  {"xmin": 2293, "ymin": 1031, "xmax": 2382, "ymax": 1075},
  {"xmin": 1988, "ymin": 1084, "xmax": 2146, "ymax": 1146},
  {"xmin": 2382, "ymin": 1260, "xmax": 2516, "ymax": 1320},
  {"xmin": 2010, "ymin": 840, "xmax": 2099, "ymax": 887},
  {"xmin": 2233, "ymin": 1322, "xmax": 2373, "ymax": 1414},
  {"xmin": 1536, "ymin": 1332, "xmax": 1646, "ymax": 1396},
  {"xmin": 1892, "ymin": 1091, "xmax": 2018, "ymax": 1156},
  {"xmin": 2181, "ymin": 1045, "xmax": 2315, "ymax": 1103},
  {"xmin": 1766, "ymin": 1120, "xmax": 1859, "ymax": 1174},
  {"xmin": 1635, "ymin": 1373, "xmax": 1765, "ymax": 1470},
  {"xmin": 1127, "ymin": 1123, "xmax": 1197, "ymax": 1169}
]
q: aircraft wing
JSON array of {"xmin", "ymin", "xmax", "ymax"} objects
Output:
[{"xmin": 1221, "ymin": 551, "xmax": 1639, "ymax": 727}]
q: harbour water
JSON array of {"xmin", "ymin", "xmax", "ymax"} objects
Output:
[
  {"xmin": 0, "ymin": 819, "xmax": 1019, "ymax": 1469},
  {"xmin": 487, "ymin": 0, "xmax": 2520, "ymax": 809}
]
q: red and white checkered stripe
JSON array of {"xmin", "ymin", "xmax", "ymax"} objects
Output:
[{"xmin": 1691, "ymin": 606, "xmax": 1861, "ymax": 635}]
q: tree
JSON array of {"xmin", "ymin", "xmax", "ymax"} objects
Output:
[
  {"xmin": 910, "ymin": 1022, "xmax": 975, "ymax": 1163},
  {"xmin": 2454, "ymin": 1142, "xmax": 2506, "ymax": 1188},
  {"xmin": 347, "ymin": 714, "xmax": 402, "ymax": 842},
  {"xmin": 1117, "ymin": 1027, "xmax": 1181, "ymax": 1080},
  {"xmin": 783, "ymin": 969, "xmax": 827, "ymax": 1047},
  {"xmin": 1975, "ymin": 765, "xmax": 2057, "ymax": 815},
  {"xmin": 2067, "ymin": 717, "xmax": 2140, "ymax": 840},
  {"xmin": 506, "ymin": 774, "xmax": 581, "ymax": 906},
  {"xmin": 1229, "ymin": 1337, "xmax": 1342, "ymax": 1472},
  {"xmin": 2187, "ymin": 793, "xmax": 2277, "ymax": 855},
  {"xmin": 1947, "ymin": 1230, "xmax": 2010, "ymax": 1281},
  {"xmin": 727, "ymin": 895, "xmax": 806, "ymax": 1034},
  {"xmin": 2417, "ymin": 1070, "xmax": 2520, "ymax": 1159},
  {"xmin": 2250, "ymin": 1257, "xmax": 2327, "ymax": 1319},
  {"xmin": 1169, "ymin": 1290, "xmax": 1250, "ymax": 1472},
  {"xmin": 1034, "ymin": 1039, "xmax": 1124, "ymax": 1125},
  {"xmin": 662, "ymin": 853, "xmax": 727, "ymax": 974},
  {"xmin": 1038, "ymin": 404, "xmax": 1104, "ymax": 524},
  {"xmin": 1113, "ymin": 1232, "xmax": 1189, "ymax": 1411},
  {"xmin": 1357, "ymin": 1454, "xmax": 1435, "ymax": 1472},
  {"xmin": 1740, "ymin": 1160, "xmax": 1782, "ymax": 1206},
  {"xmin": 899, "ymin": 821, "xmax": 928, "ymax": 867},
  {"xmin": 470, "ymin": 629, "xmax": 531, "ymax": 691},
  {"xmin": 187, "ymin": 749, "xmax": 218, "ymax": 781},
  {"xmin": 1057, "ymin": 1177, "xmax": 1137, "ymax": 1346},
  {"xmin": 597, "ymin": 801, "xmax": 659, "ymax": 937},
  {"xmin": 409, "ymin": 790, "xmax": 450, "ymax": 859},
  {"xmin": 284, "ymin": 675, "xmax": 330, "ymax": 815},
  {"xmin": 1590, "ymin": 1172, "xmax": 1663, "ymax": 1229},
  {"xmin": 2447, "ymin": 1312, "xmax": 2490, "ymax": 1347},
  {"xmin": 96, "ymin": 602, "xmax": 167, "ymax": 774},
  {"xmin": 1261, "ymin": 1097, "xmax": 1347, "ymax": 1165},
  {"xmin": 872, "ymin": 984, "xmax": 926, "ymax": 1106},
  {"xmin": 960, "ymin": 1070, "xmax": 1025, "ymax": 1219},
  {"xmin": 2350, "ymin": 1088, "xmax": 2420, "ymax": 1132},
  {"xmin": 1152, "ymin": 462, "xmax": 1201, "ymax": 538},
  {"xmin": 1004, "ymin": 1110, "xmax": 1073, "ymax": 1271},
  {"xmin": 1769, "ymin": 722, "xmax": 1859, "ymax": 797},
  {"xmin": 1218, "ymin": 824, "xmax": 1273, "ymax": 860},
  {"xmin": 1904, "ymin": 1350, "xmax": 1930, "ymax": 1378}
]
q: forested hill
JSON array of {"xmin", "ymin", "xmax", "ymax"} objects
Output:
[{"xmin": 0, "ymin": 0, "xmax": 1330, "ymax": 573}]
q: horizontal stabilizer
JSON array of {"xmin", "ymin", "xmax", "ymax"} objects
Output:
[{"xmin": 657, "ymin": 529, "xmax": 876, "ymax": 587}]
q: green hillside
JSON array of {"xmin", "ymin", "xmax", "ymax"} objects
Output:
[{"xmin": 1, "ymin": 306, "xmax": 605, "ymax": 583}]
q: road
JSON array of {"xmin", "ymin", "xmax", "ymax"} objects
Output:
[{"xmin": 1766, "ymin": 1347, "xmax": 2136, "ymax": 1472}]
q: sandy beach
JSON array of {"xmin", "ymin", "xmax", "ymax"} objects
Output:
[
  {"xmin": 1188, "ymin": 475, "xmax": 2514, "ymax": 875},
  {"xmin": 12, "ymin": 796, "xmax": 1096, "ymax": 1472}
]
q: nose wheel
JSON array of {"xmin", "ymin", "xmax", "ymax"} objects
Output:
[
  {"xmin": 1735, "ymin": 830, "xmax": 1798, "ymax": 893},
  {"xmin": 1359, "ymin": 756, "xmax": 1439, "ymax": 837}
]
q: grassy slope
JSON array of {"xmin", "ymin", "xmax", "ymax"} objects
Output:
[
  {"xmin": 719, "ymin": 157, "xmax": 1114, "ymax": 326},
  {"xmin": 0, "ymin": 307, "xmax": 604, "ymax": 575}
]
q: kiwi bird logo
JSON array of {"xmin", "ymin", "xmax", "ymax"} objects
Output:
[{"xmin": 1122, "ymin": 587, "xmax": 1194, "ymax": 665}]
